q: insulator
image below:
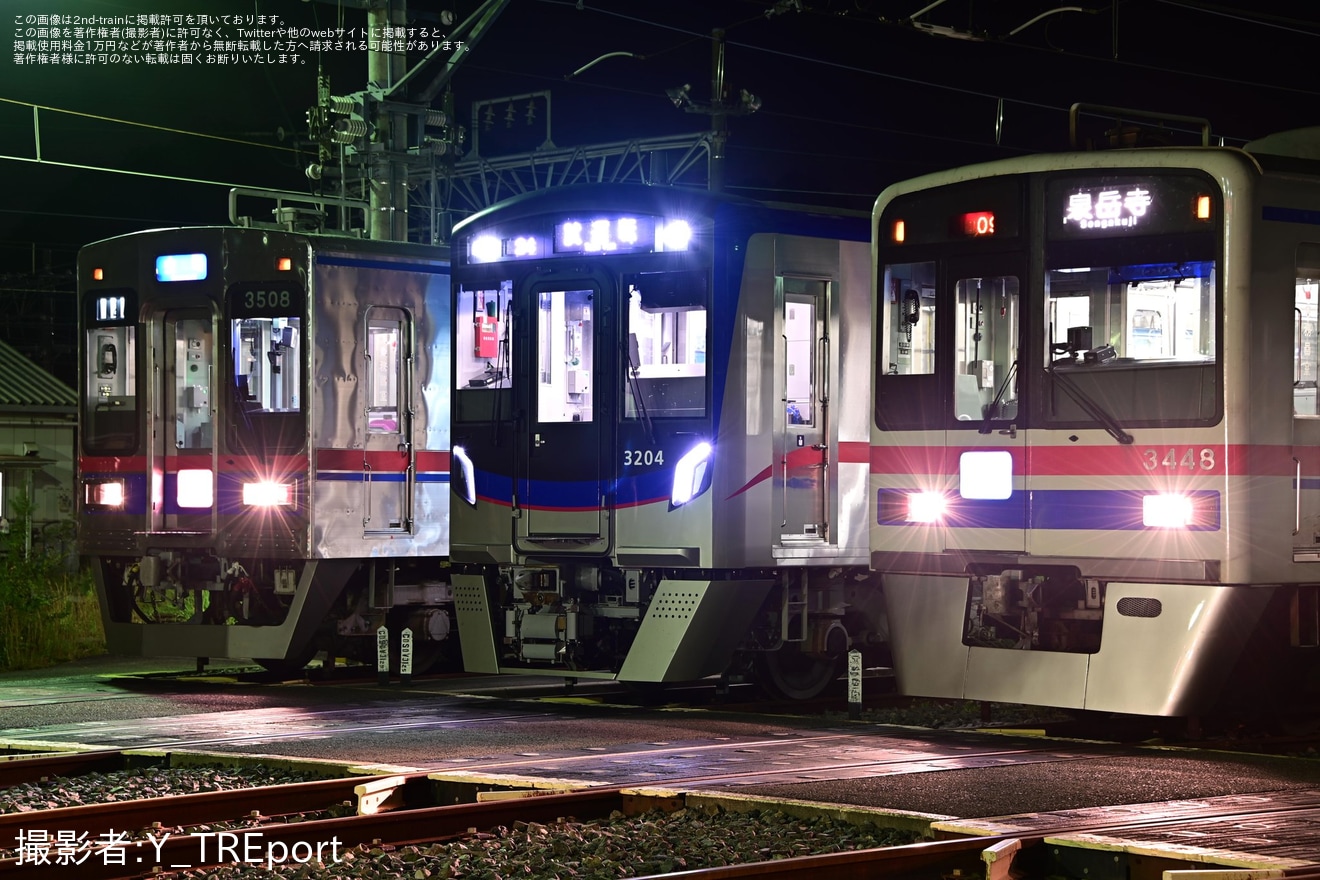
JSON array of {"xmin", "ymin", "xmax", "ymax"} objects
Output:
[
  {"xmin": 331, "ymin": 118, "xmax": 368, "ymax": 143},
  {"xmin": 425, "ymin": 110, "xmax": 448, "ymax": 128},
  {"xmin": 425, "ymin": 137, "xmax": 449, "ymax": 155},
  {"xmin": 328, "ymin": 95, "xmax": 356, "ymax": 115}
]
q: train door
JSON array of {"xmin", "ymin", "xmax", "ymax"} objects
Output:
[
  {"xmin": 944, "ymin": 255, "xmax": 1026, "ymax": 554},
  {"xmin": 517, "ymin": 280, "xmax": 609, "ymax": 548},
  {"xmin": 363, "ymin": 307, "xmax": 414, "ymax": 534},
  {"xmin": 149, "ymin": 308, "xmax": 215, "ymax": 532},
  {"xmin": 777, "ymin": 278, "xmax": 829, "ymax": 543}
]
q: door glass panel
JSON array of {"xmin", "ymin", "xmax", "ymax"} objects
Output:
[
  {"xmin": 1296, "ymin": 272, "xmax": 1319, "ymax": 416},
  {"xmin": 172, "ymin": 316, "xmax": 213, "ymax": 450},
  {"xmin": 537, "ymin": 288, "xmax": 593, "ymax": 424},
  {"xmin": 367, "ymin": 317, "xmax": 401, "ymax": 433},
  {"xmin": 784, "ymin": 291, "xmax": 815, "ymax": 427},
  {"xmin": 954, "ymin": 276, "xmax": 1019, "ymax": 422}
]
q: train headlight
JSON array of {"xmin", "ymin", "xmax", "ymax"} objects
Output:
[
  {"xmin": 658, "ymin": 220, "xmax": 692, "ymax": 252},
  {"xmin": 1142, "ymin": 494, "xmax": 1193, "ymax": 528},
  {"xmin": 907, "ymin": 492, "xmax": 947, "ymax": 523},
  {"xmin": 671, "ymin": 442, "xmax": 712, "ymax": 507},
  {"xmin": 176, "ymin": 469, "xmax": 214, "ymax": 509},
  {"xmin": 469, "ymin": 235, "xmax": 502, "ymax": 263},
  {"xmin": 452, "ymin": 445, "xmax": 476, "ymax": 506},
  {"xmin": 86, "ymin": 479, "xmax": 126, "ymax": 509},
  {"xmin": 242, "ymin": 481, "xmax": 295, "ymax": 507}
]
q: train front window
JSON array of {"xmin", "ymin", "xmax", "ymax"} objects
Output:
[
  {"xmin": 84, "ymin": 308, "xmax": 138, "ymax": 455},
  {"xmin": 955, "ymin": 276, "xmax": 1019, "ymax": 422},
  {"xmin": 1043, "ymin": 260, "xmax": 1217, "ymax": 424},
  {"xmin": 624, "ymin": 270, "xmax": 708, "ymax": 419},
  {"xmin": 227, "ymin": 284, "xmax": 305, "ymax": 453},
  {"xmin": 881, "ymin": 262, "xmax": 937, "ymax": 376}
]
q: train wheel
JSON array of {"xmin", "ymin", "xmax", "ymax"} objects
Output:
[{"xmin": 755, "ymin": 647, "xmax": 843, "ymax": 701}]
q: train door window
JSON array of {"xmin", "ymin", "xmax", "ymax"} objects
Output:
[
  {"xmin": 455, "ymin": 282, "xmax": 512, "ymax": 392},
  {"xmin": 624, "ymin": 270, "xmax": 708, "ymax": 419},
  {"xmin": 1296, "ymin": 248, "xmax": 1320, "ymax": 416},
  {"xmin": 954, "ymin": 275, "xmax": 1019, "ymax": 422},
  {"xmin": 366, "ymin": 313, "xmax": 402, "ymax": 433},
  {"xmin": 784, "ymin": 281, "xmax": 816, "ymax": 427},
  {"xmin": 537, "ymin": 288, "xmax": 594, "ymax": 424},
  {"xmin": 881, "ymin": 262, "xmax": 937, "ymax": 376},
  {"xmin": 172, "ymin": 317, "xmax": 214, "ymax": 450},
  {"xmin": 227, "ymin": 283, "xmax": 305, "ymax": 453},
  {"xmin": 84, "ymin": 292, "xmax": 138, "ymax": 455}
]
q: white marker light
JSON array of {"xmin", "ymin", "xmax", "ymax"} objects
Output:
[
  {"xmin": 1143, "ymin": 494, "xmax": 1193, "ymax": 528},
  {"xmin": 176, "ymin": 469, "xmax": 214, "ymax": 509},
  {"xmin": 659, "ymin": 220, "xmax": 692, "ymax": 252},
  {"xmin": 470, "ymin": 235, "xmax": 502, "ymax": 263},
  {"xmin": 959, "ymin": 450, "xmax": 1013, "ymax": 500}
]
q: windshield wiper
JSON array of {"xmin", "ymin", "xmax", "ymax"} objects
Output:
[
  {"xmin": 979, "ymin": 360, "xmax": 1018, "ymax": 435},
  {"xmin": 1048, "ymin": 363, "xmax": 1134, "ymax": 445},
  {"xmin": 624, "ymin": 339, "xmax": 655, "ymax": 445}
]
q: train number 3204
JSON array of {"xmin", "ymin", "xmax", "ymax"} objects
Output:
[
  {"xmin": 1141, "ymin": 447, "xmax": 1215, "ymax": 470},
  {"xmin": 623, "ymin": 449, "xmax": 665, "ymax": 466}
]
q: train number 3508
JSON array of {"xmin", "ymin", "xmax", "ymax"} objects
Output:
[
  {"xmin": 1141, "ymin": 447, "xmax": 1215, "ymax": 470},
  {"xmin": 623, "ymin": 449, "xmax": 664, "ymax": 466}
]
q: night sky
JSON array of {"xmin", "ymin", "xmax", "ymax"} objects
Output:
[{"xmin": 3, "ymin": 0, "xmax": 1317, "ymax": 252}]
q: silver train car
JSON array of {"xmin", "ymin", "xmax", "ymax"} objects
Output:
[
  {"xmin": 77, "ymin": 227, "xmax": 454, "ymax": 672},
  {"xmin": 447, "ymin": 183, "xmax": 882, "ymax": 698},
  {"xmin": 870, "ymin": 127, "xmax": 1320, "ymax": 716}
]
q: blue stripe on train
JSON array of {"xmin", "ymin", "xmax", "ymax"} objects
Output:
[{"xmin": 877, "ymin": 488, "xmax": 1222, "ymax": 531}]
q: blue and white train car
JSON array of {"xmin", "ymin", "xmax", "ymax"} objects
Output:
[{"xmin": 448, "ymin": 183, "xmax": 880, "ymax": 697}]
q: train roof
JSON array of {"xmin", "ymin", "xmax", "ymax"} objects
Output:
[{"xmin": 452, "ymin": 183, "xmax": 866, "ymax": 235}]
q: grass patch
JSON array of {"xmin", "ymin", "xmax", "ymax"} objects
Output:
[{"xmin": 0, "ymin": 498, "xmax": 106, "ymax": 671}]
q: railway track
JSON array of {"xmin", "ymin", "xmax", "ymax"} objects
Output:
[
  {"xmin": 5, "ymin": 774, "xmax": 1320, "ymax": 880},
  {"xmin": 5, "ymin": 742, "xmax": 1320, "ymax": 878}
]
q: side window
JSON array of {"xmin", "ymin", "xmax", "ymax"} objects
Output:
[
  {"xmin": 366, "ymin": 312, "xmax": 403, "ymax": 433},
  {"xmin": 881, "ymin": 262, "xmax": 936, "ymax": 376},
  {"xmin": 954, "ymin": 275, "xmax": 1019, "ymax": 422}
]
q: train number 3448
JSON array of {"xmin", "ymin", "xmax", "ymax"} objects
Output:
[{"xmin": 1141, "ymin": 447, "xmax": 1215, "ymax": 470}]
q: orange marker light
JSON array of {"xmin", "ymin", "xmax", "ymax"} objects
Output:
[
  {"xmin": 1196, "ymin": 195, "xmax": 1212, "ymax": 220},
  {"xmin": 92, "ymin": 268, "xmax": 104, "ymax": 281},
  {"xmin": 277, "ymin": 257, "xmax": 293, "ymax": 271},
  {"xmin": 892, "ymin": 220, "xmax": 906, "ymax": 243}
]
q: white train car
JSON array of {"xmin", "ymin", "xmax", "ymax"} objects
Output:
[
  {"xmin": 78, "ymin": 227, "xmax": 454, "ymax": 672},
  {"xmin": 870, "ymin": 126, "xmax": 1320, "ymax": 716}
]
